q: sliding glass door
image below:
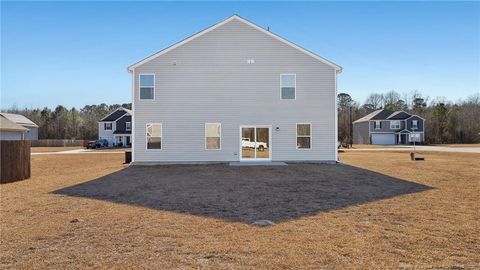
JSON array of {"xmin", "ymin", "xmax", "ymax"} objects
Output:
[{"xmin": 240, "ymin": 126, "xmax": 270, "ymax": 160}]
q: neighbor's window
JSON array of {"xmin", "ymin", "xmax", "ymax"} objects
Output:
[
  {"xmin": 390, "ymin": 120, "xmax": 400, "ymax": 129},
  {"xmin": 139, "ymin": 74, "xmax": 155, "ymax": 100},
  {"xmin": 104, "ymin": 123, "xmax": 112, "ymax": 130},
  {"xmin": 412, "ymin": 120, "xmax": 418, "ymax": 129},
  {"xmin": 281, "ymin": 74, "xmax": 296, "ymax": 100},
  {"xmin": 374, "ymin": 120, "xmax": 381, "ymax": 130},
  {"xmin": 296, "ymin": 123, "xmax": 311, "ymax": 149},
  {"xmin": 205, "ymin": 123, "xmax": 221, "ymax": 150},
  {"xmin": 146, "ymin": 123, "xmax": 162, "ymax": 149},
  {"xmin": 126, "ymin": 122, "xmax": 131, "ymax": 131}
]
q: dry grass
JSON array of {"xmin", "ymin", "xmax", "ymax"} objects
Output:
[
  {"xmin": 430, "ymin": 144, "xmax": 480, "ymax": 148},
  {"xmin": 1, "ymin": 152, "xmax": 479, "ymax": 269},
  {"xmin": 31, "ymin": 146, "xmax": 83, "ymax": 153}
]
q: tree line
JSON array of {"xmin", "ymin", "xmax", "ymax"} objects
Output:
[
  {"xmin": 338, "ymin": 91, "xmax": 480, "ymax": 144},
  {"xmin": 4, "ymin": 103, "xmax": 131, "ymax": 140}
]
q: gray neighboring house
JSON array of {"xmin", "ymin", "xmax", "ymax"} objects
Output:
[
  {"xmin": 98, "ymin": 107, "xmax": 132, "ymax": 147},
  {"xmin": 0, "ymin": 113, "xmax": 38, "ymax": 140},
  {"xmin": 353, "ymin": 109, "xmax": 425, "ymax": 145},
  {"xmin": 0, "ymin": 115, "xmax": 28, "ymax": 140},
  {"xmin": 127, "ymin": 15, "xmax": 342, "ymax": 163}
]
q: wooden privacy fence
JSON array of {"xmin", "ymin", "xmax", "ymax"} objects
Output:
[
  {"xmin": 31, "ymin": 139, "xmax": 88, "ymax": 147},
  {"xmin": 1, "ymin": 140, "xmax": 31, "ymax": 184}
]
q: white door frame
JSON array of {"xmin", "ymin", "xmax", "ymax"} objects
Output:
[{"xmin": 239, "ymin": 125, "xmax": 272, "ymax": 161}]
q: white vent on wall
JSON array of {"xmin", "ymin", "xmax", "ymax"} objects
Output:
[{"xmin": 247, "ymin": 59, "xmax": 255, "ymax": 64}]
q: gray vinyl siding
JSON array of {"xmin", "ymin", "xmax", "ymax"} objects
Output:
[
  {"xmin": 353, "ymin": 122, "xmax": 369, "ymax": 144},
  {"xmin": 369, "ymin": 120, "xmax": 405, "ymax": 132},
  {"xmin": 132, "ymin": 18, "xmax": 336, "ymax": 162},
  {"xmin": 406, "ymin": 116, "xmax": 424, "ymax": 132},
  {"xmin": 0, "ymin": 131, "xmax": 24, "ymax": 140},
  {"xmin": 116, "ymin": 115, "xmax": 132, "ymax": 134},
  {"xmin": 24, "ymin": 126, "xmax": 38, "ymax": 140}
]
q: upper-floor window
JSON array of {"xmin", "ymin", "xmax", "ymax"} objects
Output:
[
  {"xmin": 281, "ymin": 74, "xmax": 296, "ymax": 100},
  {"xmin": 205, "ymin": 123, "xmax": 221, "ymax": 150},
  {"xmin": 374, "ymin": 121, "xmax": 381, "ymax": 130},
  {"xmin": 139, "ymin": 74, "xmax": 155, "ymax": 100},
  {"xmin": 104, "ymin": 123, "xmax": 112, "ymax": 130},
  {"xmin": 390, "ymin": 120, "xmax": 400, "ymax": 130},
  {"xmin": 412, "ymin": 120, "xmax": 418, "ymax": 130},
  {"xmin": 146, "ymin": 123, "xmax": 162, "ymax": 149},
  {"xmin": 126, "ymin": 122, "xmax": 131, "ymax": 131},
  {"xmin": 296, "ymin": 123, "xmax": 311, "ymax": 149}
]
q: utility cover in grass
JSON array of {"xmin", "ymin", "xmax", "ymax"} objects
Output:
[{"xmin": 253, "ymin": 220, "xmax": 274, "ymax": 227}]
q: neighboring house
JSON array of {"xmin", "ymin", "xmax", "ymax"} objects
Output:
[
  {"xmin": 127, "ymin": 15, "xmax": 342, "ymax": 163},
  {"xmin": 0, "ymin": 115, "xmax": 28, "ymax": 140},
  {"xmin": 353, "ymin": 109, "xmax": 425, "ymax": 145},
  {"xmin": 98, "ymin": 107, "xmax": 132, "ymax": 147},
  {"xmin": 0, "ymin": 113, "xmax": 38, "ymax": 140}
]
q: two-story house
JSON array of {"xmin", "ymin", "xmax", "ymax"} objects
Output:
[
  {"xmin": 98, "ymin": 107, "xmax": 132, "ymax": 147},
  {"xmin": 353, "ymin": 109, "xmax": 425, "ymax": 145},
  {"xmin": 127, "ymin": 15, "xmax": 342, "ymax": 163}
]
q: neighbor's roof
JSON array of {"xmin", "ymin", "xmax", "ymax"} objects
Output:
[
  {"xmin": 353, "ymin": 109, "xmax": 392, "ymax": 123},
  {"xmin": 100, "ymin": 107, "xmax": 132, "ymax": 122},
  {"xmin": 0, "ymin": 112, "xmax": 38, "ymax": 127},
  {"xmin": 127, "ymin": 15, "xmax": 342, "ymax": 73},
  {"xmin": 386, "ymin": 110, "xmax": 412, "ymax": 120},
  {"xmin": 0, "ymin": 115, "xmax": 28, "ymax": 132}
]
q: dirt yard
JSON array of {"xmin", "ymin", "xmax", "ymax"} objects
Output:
[{"xmin": 1, "ymin": 151, "xmax": 478, "ymax": 269}]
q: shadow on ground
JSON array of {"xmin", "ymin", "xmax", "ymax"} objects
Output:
[{"xmin": 53, "ymin": 164, "xmax": 431, "ymax": 224}]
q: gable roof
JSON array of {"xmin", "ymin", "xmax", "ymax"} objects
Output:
[
  {"xmin": 0, "ymin": 115, "xmax": 28, "ymax": 132},
  {"xmin": 386, "ymin": 110, "xmax": 411, "ymax": 120},
  {"xmin": 0, "ymin": 112, "xmax": 38, "ymax": 127},
  {"xmin": 127, "ymin": 15, "xmax": 342, "ymax": 73},
  {"xmin": 100, "ymin": 107, "xmax": 132, "ymax": 122},
  {"xmin": 353, "ymin": 109, "xmax": 392, "ymax": 123}
]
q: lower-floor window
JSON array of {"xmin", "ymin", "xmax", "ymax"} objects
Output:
[
  {"xmin": 205, "ymin": 123, "xmax": 221, "ymax": 150},
  {"xmin": 297, "ymin": 123, "xmax": 311, "ymax": 149},
  {"xmin": 146, "ymin": 123, "xmax": 162, "ymax": 149}
]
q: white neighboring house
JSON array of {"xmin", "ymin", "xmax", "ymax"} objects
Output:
[
  {"xmin": 0, "ymin": 113, "xmax": 38, "ymax": 140},
  {"xmin": 98, "ymin": 107, "xmax": 132, "ymax": 147},
  {"xmin": 127, "ymin": 15, "xmax": 342, "ymax": 163},
  {"xmin": 0, "ymin": 115, "xmax": 28, "ymax": 140}
]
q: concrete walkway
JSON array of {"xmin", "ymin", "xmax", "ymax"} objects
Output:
[
  {"xmin": 32, "ymin": 149, "xmax": 125, "ymax": 155},
  {"xmin": 344, "ymin": 145, "xmax": 480, "ymax": 153}
]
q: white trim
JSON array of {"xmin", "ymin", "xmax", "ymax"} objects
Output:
[
  {"xmin": 205, "ymin": 123, "xmax": 221, "ymax": 150},
  {"xmin": 405, "ymin": 114, "xmax": 426, "ymax": 121},
  {"xmin": 126, "ymin": 122, "xmax": 131, "ymax": 131},
  {"xmin": 374, "ymin": 120, "xmax": 381, "ymax": 130},
  {"xmin": 390, "ymin": 120, "xmax": 400, "ymax": 130},
  {"xmin": 127, "ymin": 15, "xmax": 342, "ymax": 73},
  {"xmin": 131, "ymin": 70, "xmax": 135, "ymax": 162},
  {"xmin": 139, "ymin": 73, "xmax": 155, "ymax": 101},
  {"xmin": 280, "ymin": 73, "xmax": 296, "ymax": 100},
  {"xmin": 334, "ymin": 69, "xmax": 338, "ymax": 161},
  {"xmin": 146, "ymin": 123, "xmax": 162, "ymax": 150},
  {"xmin": 239, "ymin": 125, "xmax": 272, "ymax": 161},
  {"xmin": 296, "ymin": 123, "xmax": 312, "ymax": 150},
  {"xmin": 104, "ymin": 122, "xmax": 113, "ymax": 130}
]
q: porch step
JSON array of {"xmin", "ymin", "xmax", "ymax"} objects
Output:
[{"xmin": 229, "ymin": 161, "xmax": 287, "ymax": 166}]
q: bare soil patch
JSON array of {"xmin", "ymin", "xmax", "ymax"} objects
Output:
[{"xmin": 1, "ymin": 152, "xmax": 478, "ymax": 269}]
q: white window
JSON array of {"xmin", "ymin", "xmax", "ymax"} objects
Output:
[
  {"xmin": 296, "ymin": 123, "xmax": 311, "ymax": 149},
  {"xmin": 126, "ymin": 122, "xmax": 131, "ymax": 131},
  {"xmin": 146, "ymin": 123, "xmax": 162, "ymax": 149},
  {"xmin": 139, "ymin": 74, "xmax": 155, "ymax": 100},
  {"xmin": 205, "ymin": 123, "xmax": 221, "ymax": 150},
  {"xmin": 281, "ymin": 74, "xmax": 296, "ymax": 100},
  {"xmin": 412, "ymin": 120, "xmax": 418, "ymax": 129},
  {"xmin": 390, "ymin": 120, "xmax": 400, "ymax": 130},
  {"xmin": 374, "ymin": 121, "xmax": 381, "ymax": 130},
  {"xmin": 104, "ymin": 123, "xmax": 112, "ymax": 130}
]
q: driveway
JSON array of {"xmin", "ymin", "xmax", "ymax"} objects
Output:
[
  {"xmin": 345, "ymin": 145, "xmax": 480, "ymax": 153},
  {"xmin": 54, "ymin": 163, "xmax": 430, "ymax": 224}
]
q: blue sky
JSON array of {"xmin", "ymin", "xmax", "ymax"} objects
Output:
[{"xmin": 1, "ymin": 1, "xmax": 479, "ymax": 109}]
